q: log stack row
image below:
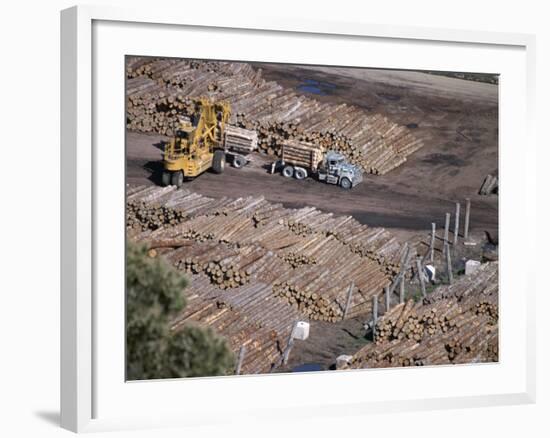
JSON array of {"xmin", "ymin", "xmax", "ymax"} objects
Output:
[
  {"xmin": 281, "ymin": 252, "xmax": 317, "ymax": 268},
  {"xmin": 126, "ymin": 57, "xmax": 164, "ymax": 78},
  {"xmin": 127, "ymin": 184, "xmax": 413, "ymax": 323},
  {"xmin": 170, "ymin": 275, "xmax": 303, "ymax": 375},
  {"xmin": 346, "ymin": 262, "xmax": 499, "ymax": 369},
  {"xmin": 272, "ymin": 281, "xmax": 343, "ymax": 322},
  {"xmin": 125, "ymin": 57, "xmax": 424, "ymax": 175},
  {"xmin": 169, "ymin": 242, "xmax": 256, "ymax": 290},
  {"xmin": 126, "ymin": 200, "xmax": 187, "ymax": 231}
]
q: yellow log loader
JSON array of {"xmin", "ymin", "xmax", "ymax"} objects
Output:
[
  {"xmin": 162, "ymin": 97, "xmax": 258, "ymax": 187},
  {"xmin": 162, "ymin": 97, "xmax": 231, "ymax": 187}
]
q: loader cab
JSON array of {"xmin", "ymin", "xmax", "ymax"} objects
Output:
[
  {"xmin": 162, "ymin": 97, "xmax": 231, "ymax": 184},
  {"xmin": 175, "ymin": 129, "xmax": 190, "ymax": 141},
  {"xmin": 172, "ymin": 125, "xmax": 194, "ymax": 156},
  {"xmin": 190, "ymin": 112, "xmax": 201, "ymax": 127}
]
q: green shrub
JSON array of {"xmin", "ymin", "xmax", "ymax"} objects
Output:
[{"xmin": 126, "ymin": 242, "xmax": 235, "ymax": 380}]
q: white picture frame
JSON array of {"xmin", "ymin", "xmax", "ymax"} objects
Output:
[{"xmin": 61, "ymin": 5, "xmax": 536, "ymax": 433}]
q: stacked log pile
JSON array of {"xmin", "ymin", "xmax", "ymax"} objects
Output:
[
  {"xmin": 281, "ymin": 252, "xmax": 317, "ymax": 268},
  {"xmin": 126, "ymin": 57, "xmax": 424, "ymax": 175},
  {"xmin": 479, "ymin": 174, "xmax": 498, "ymax": 195},
  {"xmin": 347, "ymin": 262, "xmax": 499, "ymax": 368},
  {"xmin": 127, "ymin": 184, "xmax": 426, "ymax": 372},
  {"xmin": 128, "ymin": 184, "xmax": 413, "ymax": 323},
  {"xmin": 170, "ymin": 275, "xmax": 302, "ymax": 375},
  {"xmin": 126, "ymin": 200, "xmax": 187, "ymax": 231},
  {"xmin": 126, "ymin": 57, "xmax": 164, "ymax": 78},
  {"xmin": 164, "ymin": 240, "xmax": 279, "ymax": 291},
  {"xmin": 273, "ymin": 280, "xmax": 343, "ymax": 322}
]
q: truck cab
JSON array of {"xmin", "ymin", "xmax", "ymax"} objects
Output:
[{"xmin": 318, "ymin": 151, "xmax": 362, "ymax": 189}]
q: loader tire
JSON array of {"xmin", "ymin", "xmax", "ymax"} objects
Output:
[
  {"xmin": 161, "ymin": 171, "xmax": 171, "ymax": 187},
  {"xmin": 212, "ymin": 150, "xmax": 225, "ymax": 174},
  {"xmin": 171, "ymin": 170, "xmax": 184, "ymax": 188}
]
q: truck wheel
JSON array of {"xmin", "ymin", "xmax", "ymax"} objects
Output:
[
  {"xmin": 232, "ymin": 155, "xmax": 247, "ymax": 169},
  {"xmin": 212, "ymin": 150, "xmax": 225, "ymax": 174},
  {"xmin": 340, "ymin": 177, "xmax": 352, "ymax": 190},
  {"xmin": 294, "ymin": 168, "xmax": 307, "ymax": 180},
  {"xmin": 171, "ymin": 170, "xmax": 184, "ymax": 188},
  {"xmin": 282, "ymin": 165, "xmax": 294, "ymax": 178},
  {"xmin": 161, "ymin": 171, "xmax": 171, "ymax": 187}
]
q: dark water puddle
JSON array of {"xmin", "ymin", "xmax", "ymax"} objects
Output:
[
  {"xmin": 298, "ymin": 85, "xmax": 325, "ymax": 95},
  {"xmin": 297, "ymin": 78, "xmax": 337, "ymax": 96}
]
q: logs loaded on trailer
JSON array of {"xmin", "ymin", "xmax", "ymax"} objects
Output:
[
  {"xmin": 126, "ymin": 57, "xmax": 424, "ymax": 176},
  {"xmin": 280, "ymin": 140, "xmax": 324, "ymax": 172},
  {"xmin": 345, "ymin": 262, "xmax": 499, "ymax": 369},
  {"xmin": 224, "ymin": 125, "xmax": 258, "ymax": 154},
  {"xmin": 276, "ymin": 140, "xmax": 363, "ymax": 189},
  {"xmin": 223, "ymin": 125, "xmax": 258, "ymax": 168}
]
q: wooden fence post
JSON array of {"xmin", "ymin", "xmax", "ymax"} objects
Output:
[
  {"xmin": 430, "ymin": 222, "xmax": 436, "ymax": 262},
  {"xmin": 235, "ymin": 345, "xmax": 246, "ymax": 375},
  {"xmin": 445, "ymin": 242, "xmax": 454, "ymax": 284},
  {"xmin": 388, "ymin": 244, "xmax": 410, "ymax": 296},
  {"xmin": 415, "ymin": 257, "xmax": 426, "ymax": 298},
  {"xmin": 282, "ymin": 322, "xmax": 298, "ymax": 365},
  {"xmin": 400, "ymin": 242, "xmax": 409, "ymax": 264},
  {"xmin": 343, "ymin": 282, "xmax": 355, "ymax": 320},
  {"xmin": 444, "ymin": 212, "xmax": 451, "ymax": 246},
  {"xmin": 454, "ymin": 202, "xmax": 460, "ymax": 245},
  {"xmin": 464, "ymin": 198, "xmax": 471, "ymax": 241}
]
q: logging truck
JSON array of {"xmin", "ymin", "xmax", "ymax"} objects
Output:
[
  {"xmin": 274, "ymin": 140, "xmax": 363, "ymax": 189},
  {"xmin": 162, "ymin": 97, "xmax": 257, "ymax": 187}
]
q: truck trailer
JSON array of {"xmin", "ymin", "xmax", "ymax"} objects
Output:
[{"xmin": 274, "ymin": 140, "xmax": 363, "ymax": 189}]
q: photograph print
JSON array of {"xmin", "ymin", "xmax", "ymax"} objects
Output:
[{"xmin": 125, "ymin": 56, "xmax": 498, "ymax": 380}]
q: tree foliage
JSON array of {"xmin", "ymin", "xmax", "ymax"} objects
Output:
[
  {"xmin": 126, "ymin": 242, "xmax": 235, "ymax": 380},
  {"xmin": 163, "ymin": 325, "xmax": 236, "ymax": 378}
]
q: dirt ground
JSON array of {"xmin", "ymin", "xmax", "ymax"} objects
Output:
[
  {"xmin": 126, "ymin": 66, "xmax": 498, "ymax": 370},
  {"xmin": 275, "ymin": 317, "xmax": 372, "ymax": 373}
]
